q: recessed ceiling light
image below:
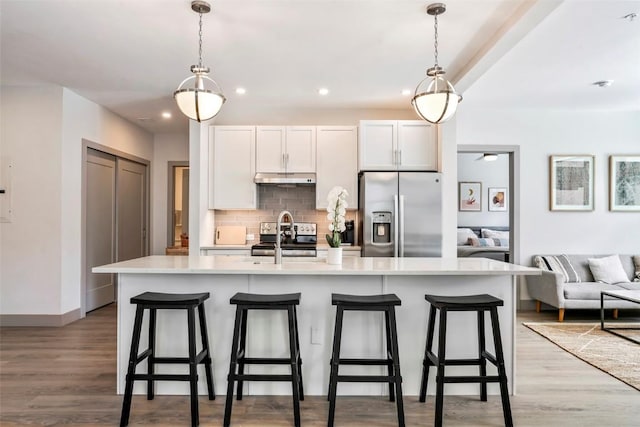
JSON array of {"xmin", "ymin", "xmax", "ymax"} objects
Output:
[
  {"xmin": 318, "ymin": 88, "xmax": 329, "ymax": 96},
  {"xmin": 161, "ymin": 111, "xmax": 172, "ymax": 119},
  {"xmin": 235, "ymin": 87, "xmax": 246, "ymax": 95},
  {"xmin": 592, "ymin": 80, "xmax": 614, "ymax": 88},
  {"xmin": 401, "ymin": 89, "xmax": 412, "ymax": 96}
]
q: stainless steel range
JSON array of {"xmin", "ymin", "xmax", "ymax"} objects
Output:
[{"xmin": 251, "ymin": 222, "xmax": 317, "ymax": 257}]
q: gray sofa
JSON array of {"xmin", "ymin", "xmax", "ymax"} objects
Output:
[{"xmin": 526, "ymin": 254, "xmax": 639, "ymax": 321}]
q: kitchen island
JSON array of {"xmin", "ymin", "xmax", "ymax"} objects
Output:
[{"xmin": 93, "ymin": 255, "xmax": 539, "ymax": 397}]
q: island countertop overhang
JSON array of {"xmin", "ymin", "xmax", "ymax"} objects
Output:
[{"xmin": 93, "ymin": 255, "xmax": 540, "ymax": 276}]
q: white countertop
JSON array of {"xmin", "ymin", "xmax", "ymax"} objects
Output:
[{"xmin": 93, "ymin": 255, "xmax": 540, "ymax": 276}]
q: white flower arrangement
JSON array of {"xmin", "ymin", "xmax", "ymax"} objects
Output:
[{"xmin": 326, "ymin": 186, "xmax": 348, "ymax": 248}]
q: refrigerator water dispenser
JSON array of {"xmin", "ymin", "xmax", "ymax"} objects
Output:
[{"xmin": 372, "ymin": 212, "xmax": 392, "ymax": 244}]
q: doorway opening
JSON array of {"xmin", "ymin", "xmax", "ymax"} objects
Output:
[
  {"xmin": 456, "ymin": 145, "xmax": 520, "ymax": 266},
  {"xmin": 167, "ymin": 162, "xmax": 189, "ymax": 249}
]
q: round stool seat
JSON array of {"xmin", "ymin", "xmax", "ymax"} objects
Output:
[
  {"xmin": 425, "ymin": 293, "xmax": 503, "ymax": 309},
  {"xmin": 230, "ymin": 292, "xmax": 301, "ymax": 306},
  {"xmin": 332, "ymin": 293, "xmax": 401, "ymax": 306},
  {"xmin": 130, "ymin": 292, "xmax": 209, "ymax": 306}
]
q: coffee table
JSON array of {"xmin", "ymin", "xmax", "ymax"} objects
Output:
[{"xmin": 600, "ymin": 290, "xmax": 640, "ymax": 344}]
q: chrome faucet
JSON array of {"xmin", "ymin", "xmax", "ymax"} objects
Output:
[{"xmin": 275, "ymin": 210, "xmax": 295, "ymax": 264}]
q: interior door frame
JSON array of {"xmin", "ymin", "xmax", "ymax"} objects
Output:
[
  {"xmin": 167, "ymin": 161, "xmax": 189, "ymax": 248},
  {"xmin": 81, "ymin": 139, "xmax": 150, "ymax": 317}
]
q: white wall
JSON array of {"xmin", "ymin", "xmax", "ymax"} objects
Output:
[
  {"xmin": 151, "ymin": 133, "xmax": 189, "ymax": 255},
  {"xmin": 457, "ymin": 153, "xmax": 510, "ymax": 227},
  {"xmin": 0, "ymin": 86, "xmax": 64, "ymax": 314},
  {"xmin": 457, "ymin": 108, "xmax": 640, "ymax": 271},
  {"xmin": 0, "ymin": 85, "xmax": 153, "ymax": 317}
]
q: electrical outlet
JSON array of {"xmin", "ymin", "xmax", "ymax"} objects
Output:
[
  {"xmin": 246, "ymin": 234, "xmax": 255, "ymax": 241},
  {"xmin": 311, "ymin": 327, "xmax": 322, "ymax": 345}
]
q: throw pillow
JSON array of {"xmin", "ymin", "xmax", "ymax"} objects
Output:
[
  {"xmin": 481, "ymin": 228, "xmax": 509, "ymax": 240},
  {"xmin": 632, "ymin": 255, "xmax": 640, "ymax": 282},
  {"xmin": 533, "ymin": 255, "xmax": 581, "ymax": 283},
  {"xmin": 588, "ymin": 255, "xmax": 630, "ymax": 284},
  {"xmin": 457, "ymin": 228, "xmax": 477, "ymax": 245},
  {"xmin": 468, "ymin": 237, "xmax": 509, "ymax": 247}
]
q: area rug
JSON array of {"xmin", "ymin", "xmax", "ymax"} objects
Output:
[{"xmin": 523, "ymin": 322, "xmax": 640, "ymax": 391}]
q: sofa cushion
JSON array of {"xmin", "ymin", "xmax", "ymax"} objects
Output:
[
  {"xmin": 481, "ymin": 228, "xmax": 509, "ymax": 239},
  {"xmin": 563, "ymin": 282, "xmax": 624, "ymax": 300},
  {"xmin": 534, "ymin": 255, "xmax": 581, "ymax": 283},
  {"xmin": 614, "ymin": 282, "xmax": 640, "ymax": 291},
  {"xmin": 457, "ymin": 228, "xmax": 477, "ymax": 245},
  {"xmin": 588, "ymin": 255, "xmax": 630, "ymax": 284}
]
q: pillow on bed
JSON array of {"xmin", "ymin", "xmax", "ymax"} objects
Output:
[
  {"xmin": 481, "ymin": 228, "xmax": 509, "ymax": 239},
  {"xmin": 467, "ymin": 237, "xmax": 508, "ymax": 247},
  {"xmin": 457, "ymin": 228, "xmax": 477, "ymax": 245}
]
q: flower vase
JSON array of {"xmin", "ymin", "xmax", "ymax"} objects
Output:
[{"xmin": 327, "ymin": 247, "xmax": 343, "ymax": 265}]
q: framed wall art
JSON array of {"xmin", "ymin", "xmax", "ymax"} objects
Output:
[
  {"xmin": 549, "ymin": 155, "xmax": 594, "ymax": 211},
  {"xmin": 459, "ymin": 181, "xmax": 481, "ymax": 212},
  {"xmin": 488, "ymin": 187, "xmax": 507, "ymax": 212},
  {"xmin": 609, "ymin": 155, "xmax": 640, "ymax": 211}
]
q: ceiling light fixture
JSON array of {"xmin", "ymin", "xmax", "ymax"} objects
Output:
[
  {"xmin": 412, "ymin": 3, "xmax": 462, "ymax": 124},
  {"xmin": 318, "ymin": 88, "xmax": 329, "ymax": 96},
  {"xmin": 174, "ymin": 1, "xmax": 226, "ymax": 122},
  {"xmin": 592, "ymin": 80, "xmax": 614, "ymax": 88},
  {"xmin": 401, "ymin": 89, "xmax": 412, "ymax": 96},
  {"xmin": 235, "ymin": 87, "xmax": 246, "ymax": 95},
  {"xmin": 161, "ymin": 112, "xmax": 172, "ymax": 119}
]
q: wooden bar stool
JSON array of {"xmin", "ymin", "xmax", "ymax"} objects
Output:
[
  {"xmin": 328, "ymin": 293, "xmax": 405, "ymax": 427},
  {"xmin": 120, "ymin": 292, "xmax": 214, "ymax": 427},
  {"xmin": 419, "ymin": 294, "xmax": 512, "ymax": 427},
  {"xmin": 223, "ymin": 292, "xmax": 304, "ymax": 427}
]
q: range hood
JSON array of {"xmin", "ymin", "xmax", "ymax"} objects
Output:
[{"xmin": 254, "ymin": 172, "xmax": 316, "ymax": 185}]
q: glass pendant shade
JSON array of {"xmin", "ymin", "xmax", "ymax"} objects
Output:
[
  {"xmin": 174, "ymin": 72, "xmax": 225, "ymax": 122},
  {"xmin": 412, "ymin": 73, "xmax": 461, "ymax": 124}
]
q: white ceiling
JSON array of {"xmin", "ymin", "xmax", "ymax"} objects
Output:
[{"xmin": 1, "ymin": 0, "xmax": 638, "ymax": 134}]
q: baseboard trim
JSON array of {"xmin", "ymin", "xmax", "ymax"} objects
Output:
[{"xmin": 0, "ymin": 308, "xmax": 82, "ymax": 327}]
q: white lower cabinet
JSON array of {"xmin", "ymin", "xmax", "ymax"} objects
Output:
[
  {"xmin": 315, "ymin": 126, "xmax": 358, "ymax": 209},
  {"xmin": 209, "ymin": 126, "xmax": 257, "ymax": 209}
]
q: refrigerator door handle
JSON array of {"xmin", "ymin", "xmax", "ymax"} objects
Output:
[
  {"xmin": 393, "ymin": 194, "xmax": 399, "ymax": 257},
  {"xmin": 399, "ymin": 194, "xmax": 405, "ymax": 257}
]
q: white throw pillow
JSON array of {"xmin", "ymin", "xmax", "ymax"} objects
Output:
[
  {"xmin": 588, "ymin": 255, "xmax": 630, "ymax": 284},
  {"xmin": 481, "ymin": 228, "xmax": 509, "ymax": 239},
  {"xmin": 457, "ymin": 228, "xmax": 477, "ymax": 245}
]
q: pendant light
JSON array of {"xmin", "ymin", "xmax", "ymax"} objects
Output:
[
  {"xmin": 174, "ymin": 1, "xmax": 226, "ymax": 122},
  {"xmin": 412, "ymin": 3, "xmax": 462, "ymax": 124}
]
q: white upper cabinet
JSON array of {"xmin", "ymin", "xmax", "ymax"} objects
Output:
[
  {"xmin": 358, "ymin": 120, "xmax": 437, "ymax": 171},
  {"xmin": 316, "ymin": 126, "xmax": 358, "ymax": 210},
  {"xmin": 256, "ymin": 126, "xmax": 316, "ymax": 173},
  {"xmin": 209, "ymin": 126, "xmax": 257, "ymax": 209}
]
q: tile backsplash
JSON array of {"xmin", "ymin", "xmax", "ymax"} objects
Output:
[{"xmin": 214, "ymin": 185, "xmax": 356, "ymax": 241}]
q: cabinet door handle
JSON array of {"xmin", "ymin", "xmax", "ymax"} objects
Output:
[
  {"xmin": 399, "ymin": 150, "xmax": 402, "ymax": 165},
  {"xmin": 282, "ymin": 153, "xmax": 286, "ymax": 168}
]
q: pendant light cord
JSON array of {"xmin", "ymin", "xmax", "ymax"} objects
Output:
[
  {"xmin": 198, "ymin": 11, "xmax": 204, "ymax": 68},
  {"xmin": 433, "ymin": 13, "xmax": 439, "ymax": 68}
]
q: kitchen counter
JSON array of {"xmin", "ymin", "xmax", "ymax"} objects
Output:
[{"xmin": 94, "ymin": 255, "xmax": 538, "ymax": 398}]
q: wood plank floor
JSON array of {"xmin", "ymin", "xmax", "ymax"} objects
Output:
[{"xmin": 1, "ymin": 304, "xmax": 638, "ymax": 426}]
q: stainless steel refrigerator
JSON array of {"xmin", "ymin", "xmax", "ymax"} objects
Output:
[{"xmin": 359, "ymin": 171, "xmax": 442, "ymax": 257}]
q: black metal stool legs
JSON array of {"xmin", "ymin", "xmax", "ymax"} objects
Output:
[
  {"xmin": 419, "ymin": 304, "xmax": 437, "ymax": 402},
  {"xmin": 478, "ymin": 310, "xmax": 488, "ymax": 402},
  {"xmin": 120, "ymin": 306, "xmax": 144, "ymax": 427},
  {"xmin": 434, "ymin": 308, "xmax": 447, "ymax": 427},
  {"xmin": 293, "ymin": 305, "xmax": 305, "ymax": 400},
  {"xmin": 197, "ymin": 303, "xmax": 215, "ymax": 400},
  {"xmin": 287, "ymin": 306, "xmax": 302, "ymax": 427},
  {"xmin": 327, "ymin": 306, "xmax": 344, "ymax": 427},
  {"xmin": 236, "ymin": 308, "xmax": 248, "ymax": 400},
  {"xmin": 187, "ymin": 307, "xmax": 199, "ymax": 427},
  {"xmin": 490, "ymin": 307, "xmax": 513, "ymax": 427},
  {"xmin": 387, "ymin": 306, "xmax": 405, "ymax": 427},
  {"xmin": 147, "ymin": 308, "xmax": 156, "ymax": 400},
  {"xmin": 223, "ymin": 308, "xmax": 243, "ymax": 427}
]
